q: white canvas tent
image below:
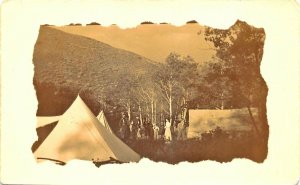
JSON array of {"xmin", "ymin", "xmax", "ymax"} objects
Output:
[
  {"xmin": 34, "ymin": 95, "xmax": 141, "ymax": 164},
  {"xmin": 96, "ymin": 111, "xmax": 113, "ymax": 134},
  {"xmin": 36, "ymin": 116, "xmax": 61, "ymax": 128},
  {"xmin": 36, "ymin": 111, "xmax": 112, "ymax": 133},
  {"xmin": 188, "ymin": 109, "xmax": 254, "ymax": 138}
]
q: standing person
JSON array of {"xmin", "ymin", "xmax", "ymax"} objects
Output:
[
  {"xmin": 172, "ymin": 118, "xmax": 180, "ymax": 139},
  {"xmin": 145, "ymin": 119, "xmax": 152, "ymax": 139},
  {"xmin": 131, "ymin": 116, "xmax": 139, "ymax": 140},
  {"xmin": 153, "ymin": 124, "xmax": 160, "ymax": 140},
  {"xmin": 177, "ymin": 119, "xmax": 186, "ymax": 140},
  {"xmin": 129, "ymin": 120, "xmax": 134, "ymax": 140},
  {"xmin": 182, "ymin": 103, "xmax": 189, "ymax": 127},
  {"xmin": 149, "ymin": 122, "xmax": 154, "ymax": 140},
  {"xmin": 140, "ymin": 124, "xmax": 145, "ymax": 139},
  {"xmin": 137, "ymin": 127, "xmax": 142, "ymax": 139},
  {"xmin": 143, "ymin": 118, "xmax": 148, "ymax": 139},
  {"xmin": 119, "ymin": 113, "xmax": 129, "ymax": 140},
  {"xmin": 164, "ymin": 118, "xmax": 172, "ymax": 142},
  {"xmin": 159, "ymin": 121, "xmax": 165, "ymax": 139}
]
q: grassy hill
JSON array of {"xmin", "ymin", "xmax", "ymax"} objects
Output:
[
  {"xmin": 53, "ymin": 23, "xmax": 215, "ymax": 63},
  {"xmin": 33, "ymin": 26, "xmax": 158, "ymax": 116}
]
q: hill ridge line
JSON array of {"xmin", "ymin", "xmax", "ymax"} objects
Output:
[{"xmin": 45, "ymin": 26, "xmax": 159, "ymax": 66}]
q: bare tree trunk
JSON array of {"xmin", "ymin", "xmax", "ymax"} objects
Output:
[
  {"xmin": 126, "ymin": 101, "xmax": 131, "ymax": 122},
  {"xmin": 174, "ymin": 98, "xmax": 181, "ymax": 122},
  {"xmin": 151, "ymin": 99, "xmax": 154, "ymax": 124},
  {"xmin": 145, "ymin": 104, "xmax": 148, "ymax": 123},
  {"xmin": 168, "ymin": 81, "xmax": 173, "ymax": 124},
  {"xmin": 154, "ymin": 101, "xmax": 157, "ymax": 124},
  {"xmin": 138, "ymin": 102, "xmax": 143, "ymax": 125},
  {"xmin": 169, "ymin": 94, "xmax": 172, "ymax": 124},
  {"xmin": 160, "ymin": 104, "xmax": 163, "ymax": 124}
]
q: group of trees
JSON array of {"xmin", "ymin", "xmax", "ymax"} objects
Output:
[
  {"xmin": 200, "ymin": 20, "xmax": 267, "ymax": 136},
  {"xmin": 203, "ymin": 20, "xmax": 266, "ymax": 108},
  {"xmin": 97, "ymin": 21, "xmax": 268, "ymax": 137},
  {"xmin": 101, "ymin": 53, "xmax": 199, "ymax": 130}
]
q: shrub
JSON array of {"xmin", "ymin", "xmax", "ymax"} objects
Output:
[
  {"xmin": 186, "ymin": 20, "xmax": 198, "ymax": 24},
  {"xmin": 87, "ymin": 22, "xmax": 101, "ymax": 26},
  {"xmin": 140, "ymin": 21, "xmax": 154, "ymax": 25}
]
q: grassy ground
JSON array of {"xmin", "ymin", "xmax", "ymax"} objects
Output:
[
  {"xmin": 122, "ymin": 108, "xmax": 268, "ymax": 164},
  {"xmin": 126, "ymin": 128, "xmax": 267, "ymax": 164}
]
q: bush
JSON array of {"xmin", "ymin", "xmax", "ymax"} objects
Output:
[
  {"xmin": 87, "ymin": 22, "xmax": 101, "ymax": 26},
  {"xmin": 140, "ymin": 21, "xmax": 154, "ymax": 25},
  {"xmin": 186, "ymin": 20, "xmax": 198, "ymax": 24},
  {"xmin": 68, "ymin": 23, "xmax": 82, "ymax": 26}
]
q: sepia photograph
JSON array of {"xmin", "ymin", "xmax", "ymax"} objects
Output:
[
  {"xmin": 32, "ymin": 20, "xmax": 268, "ymax": 166},
  {"xmin": 1, "ymin": 0, "xmax": 299, "ymax": 184}
]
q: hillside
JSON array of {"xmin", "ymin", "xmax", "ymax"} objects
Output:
[
  {"xmin": 33, "ymin": 26, "xmax": 158, "ymax": 116},
  {"xmin": 53, "ymin": 23, "xmax": 215, "ymax": 63}
]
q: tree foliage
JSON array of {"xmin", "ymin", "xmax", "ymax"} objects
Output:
[
  {"xmin": 203, "ymin": 20, "xmax": 266, "ymax": 108},
  {"xmin": 155, "ymin": 53, "xmax": 199, "ymax": 123},
  {"xmin": 203, "ymin": 20, "xmax": 268, "ymax": 135}
]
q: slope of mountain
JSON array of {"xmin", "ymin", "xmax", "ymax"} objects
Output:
[
  {"xmin": 53, "ymin": 23, "xmax": 215, "ymax": 63},
  {"xmin": 33, "ymin": 26, "xmax": 158, "ymax": 116}
]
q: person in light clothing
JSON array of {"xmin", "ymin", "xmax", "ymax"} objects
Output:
[{"xmin": 164, "ymin": 118, "xmax": 172, "ymax": 141}]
